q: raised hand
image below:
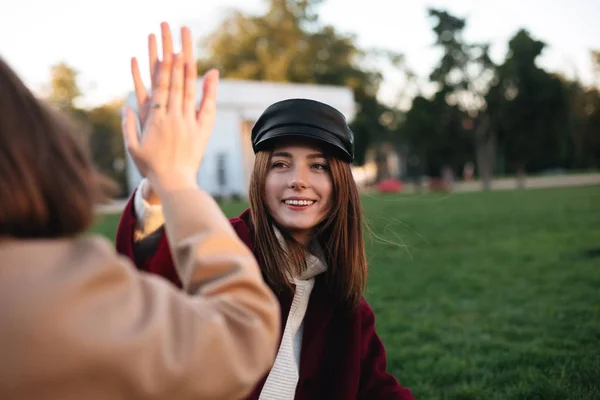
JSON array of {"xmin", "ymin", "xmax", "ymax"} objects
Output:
[{"xmin": 123, "ymin": 22, "xmax": 219, "ymax": 196}]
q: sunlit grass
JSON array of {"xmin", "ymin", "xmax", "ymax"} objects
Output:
[{"xmin": 92, "ymin": 185, "xmax": 600, "ymax": 399}]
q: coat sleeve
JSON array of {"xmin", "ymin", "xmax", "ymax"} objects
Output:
[
  {"xmin": 357, "ymin": 299, "xmax": 416, "ymax": 400},
  {"xmin": 115, "ymin": 187, "xmax": 184, "ymax": 286},
  {"xmin": 42, "ymin": 189, "xmax": 280, "ymax": 399}
]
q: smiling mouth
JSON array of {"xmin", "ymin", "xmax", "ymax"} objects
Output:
[{"xmin": 282, "ymin": 199, "xmax": 316, "ymax": 207}]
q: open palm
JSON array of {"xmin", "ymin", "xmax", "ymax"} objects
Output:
[
  {"xmin": 126, "ymin": 23, "xmax": 218, "ymax": 179},
  {"xmin": 123, "ymin": 22, "xmax": 219, "ymax": 189}
]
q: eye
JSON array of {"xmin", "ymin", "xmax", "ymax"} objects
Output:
[
  {"xmin": 311, "ymin": 163, "xmax": 329, "ymax": 171},
  {"xmin": 271, "ymin": 161, "xmax": 288, "ymax": 169}
]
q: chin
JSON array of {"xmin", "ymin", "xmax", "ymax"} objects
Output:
[{"xmin": 279, "ymin": 219, "xmax": 317, "ymax": 232}]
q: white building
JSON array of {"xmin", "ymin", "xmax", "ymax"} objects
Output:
[{"xmin": 123, "ymin": 79, "xmax": 356, "ymax": 198}]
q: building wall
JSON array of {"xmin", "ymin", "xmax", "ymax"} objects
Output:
[{"xmin": 196, "ymin": 107, "xmax": 244, "ymax": 197}]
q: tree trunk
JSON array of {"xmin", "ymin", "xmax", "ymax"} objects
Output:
[
  {"xmin": 474, "ymin": 117, "xmax": 496, "ymax": 191},
  {"xmin": 515, "ymin": 162, "xmax": 526, "ymax": 189}
]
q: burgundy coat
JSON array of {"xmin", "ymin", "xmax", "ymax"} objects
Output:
[{"xmin": 115, "ymin": 195, "xmax": 415, "ymax": 400}]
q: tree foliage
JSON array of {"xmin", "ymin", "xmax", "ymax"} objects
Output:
[{"xmin": 195, "ymin": 0, "xmax": 396, "ymax": 165}]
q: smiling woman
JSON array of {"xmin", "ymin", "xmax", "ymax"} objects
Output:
[{"xmin": 117, "ymin": 97, "xmax": 416, "ymax": 400}]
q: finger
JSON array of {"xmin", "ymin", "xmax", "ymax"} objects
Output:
[
  {"xmin": 182, "ymin": 26, "xmax": 198, "ymax": 118},
  {"xmin": 150, "ymin": 60, "xmax": 161, "ymax": 89},
  {"xmin": 181, "ymin": 26, "xmax": 194, "ymax": 66},
  {"xmin": 155, "ymin": 22, "xmax": 173, "ymax": 105},
  {"xmin": 196, "ymin": 69, "xmax": 220, "ymax": 129},
  {"xmin": 160, "ymin": 22, "xmax": 174, "ymax": 70},
  {"xmin": 168, "ymin": 53, "xmax": 185, "ymax": 113},
  {"xmin": 151, "ymin": 59, "xmax": 169, "ymax": 109},
  {"xmin": 131, "ymin": 57, "xmax": 148, "ymax": 106},
  {"xmin": 148, "ymin": 33, "xmax": 158, "ymax": 85},
  {"xmin": 123, "ymin": 107, "xmax": 140, "ymax": 154}
]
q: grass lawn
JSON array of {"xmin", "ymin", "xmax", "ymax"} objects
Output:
[{"xmin": 91, "ymin": 185, "xmax": 600, "ymax": 399}]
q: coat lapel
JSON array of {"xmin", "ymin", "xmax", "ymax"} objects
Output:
[{"xmin": 298, "ymin": 275, "xmax": 336, "ymax": 368}]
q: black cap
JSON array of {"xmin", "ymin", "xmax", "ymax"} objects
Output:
[{"xmin": 251, "ymin": 98, "xmax": 354, "ymax": 163}]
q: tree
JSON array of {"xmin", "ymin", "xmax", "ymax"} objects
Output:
[
  {"xmin": 195, "ymin": 0, "xmax": 396, "ymax": 165},
  {"xmin": 562, "ymin": 59, "xmax": 600, "ymax": 169},
  {"xmin": 85, "ymin": 101, "xmax": 128, "ymax": 196},
  {"xmin": 43, "ymin": 63, "xmax": 127, "ymax": 196},
  {"xmin": 43, "ymin": 62, "xmax": 93, "ymax": 155},
  {"xmin": 47, "ymin": 62, "xmax": 82, "ymax": 111},
  {"xmin": 427, "ymin": 8, "xmax": 497, "ymax": 188},
  {"xmin": 585, "ymin": 51, "xmax": 600, "ymax": 168},
  {"xmin": 488, "ymin": 29, "xmax": 570, "ymax": 184},
  {"xmin": 592, "ymin": 50, "xmax": 600, "ymax": 88},
  {"xmin": 580, "ymin": 88, "xmax": 600, "ymax": 168},
  {"xmin": 401, "ymin": 88, "xmax": 472, "ymax": 179}
]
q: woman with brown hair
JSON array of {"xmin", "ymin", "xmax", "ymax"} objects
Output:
[
  {"xmin": 0, "ymin": 22, "xmax": 280, "ymax": 400},
  {"xmin": 116, "ymin": 23, "xmax": 415, "ymax": 400}
]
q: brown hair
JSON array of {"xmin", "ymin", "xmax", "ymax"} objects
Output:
[
  {"xmin": 249, "ymin": 148, "xmax": 368, "ymax": 309},
  {"xmin": 0, "ymin": 57, "xmax": 111, "ymax": 239}
]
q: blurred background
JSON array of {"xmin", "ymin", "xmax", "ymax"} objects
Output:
[{"xmin": 3, "ymin": 0, "xmax": 598, "ymax": 398}]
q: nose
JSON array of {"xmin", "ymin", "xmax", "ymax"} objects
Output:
[
  {"xmin": 288, "ymin": 166, "xmax": 309, "ymax": 190},
  {"xmin": 289, "ymin": 179, "xmax": 307, "ymax": 190}
]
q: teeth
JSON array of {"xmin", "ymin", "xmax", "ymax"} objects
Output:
[{"xmin": 284, "ymin": 200, "xmax": 315, "ymax": 206}]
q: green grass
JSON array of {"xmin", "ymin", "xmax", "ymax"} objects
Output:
[{"xmin": 91, "ymin": 185, "xmax": 600, "ymax": 399}]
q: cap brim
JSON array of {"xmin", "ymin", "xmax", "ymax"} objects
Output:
[{"xmin": 253, "ymin": 125, "xmax": 352, "ymax": 163}]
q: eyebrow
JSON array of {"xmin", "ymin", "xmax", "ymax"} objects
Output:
[{"xmin": 271, "ymin": 151, "xmax": 326, "ymax": 159}]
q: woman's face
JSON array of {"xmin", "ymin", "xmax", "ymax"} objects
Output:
[{"xmin": 264, "ymin": 142, "xmax": 333, "ymax": 246}]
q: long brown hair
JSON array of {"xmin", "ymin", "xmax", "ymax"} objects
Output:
[
  {"xmin": 249, "ymin": 148, "xmax": 368, "ymax": 309},
  {"xmin": 0, "ymin": 57, "xmax": 111, "ymax": 239}
]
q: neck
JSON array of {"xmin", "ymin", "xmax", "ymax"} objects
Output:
[
  {"xmin": 290, "ymin": 231, "xmax": 313, "ymax": 247},
  {"xmin": 272, "ymin": 225, "xmax": 328, "ymax": 282}
]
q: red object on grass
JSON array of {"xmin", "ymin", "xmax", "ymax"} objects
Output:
[{"xmin": 376, "ymin": 178, "xmax": 404, "ymax": 193}]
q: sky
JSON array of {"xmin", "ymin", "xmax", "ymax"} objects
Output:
[{"xmin": 1, "ymin": 0, "xmax": 598, "ymax": 108}]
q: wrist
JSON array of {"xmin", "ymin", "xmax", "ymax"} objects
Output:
[{"xmin": 147, "ymin": 172, "xmax": 199, "ymax": 198}]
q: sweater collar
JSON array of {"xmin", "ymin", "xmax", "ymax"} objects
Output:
[{"xmin": 272, "ymin": 225, "xmax": 327, "ymax": 282}]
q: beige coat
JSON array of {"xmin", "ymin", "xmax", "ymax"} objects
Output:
[{"xmin": 0, "ymin": 189, "xmax": 280, "ymax": 400}]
